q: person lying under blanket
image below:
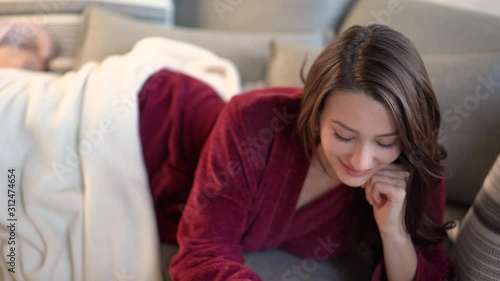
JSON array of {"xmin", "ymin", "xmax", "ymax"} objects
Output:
[{"xmin": 0, "ymin": 35, "xmax": 239, "ymax": 281}]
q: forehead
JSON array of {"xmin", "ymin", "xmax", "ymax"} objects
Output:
[{"xmin": 321, "ymin": 91, "xmax": 398, "ymax": 134}]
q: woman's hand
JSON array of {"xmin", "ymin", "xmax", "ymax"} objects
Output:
[{"xmin": 362, "ymin": 164, "xmax": 411, "ymax": 235}]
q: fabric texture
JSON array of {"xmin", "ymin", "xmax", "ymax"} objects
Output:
[
  {"xmin": 74, "ymin": 6, "xmax": 326, "ymax": 84},
  {"xmin": 454, "ymin": 154, "xmax": 500, "ymax": 281},
  {"xmin": 139, "ymin": 69, "xmax": 226, "ymax": 244},
  {"xmin": 266, "ymin": 42, "xmax": 500, "ymax": 206},
  {"xmin": 339, "ymin": 0, "xmax": 500, "ymax": 54},
  {"xmin": 174, "ymin": 0, "xmax": 350, "ymax": 32},
  {"xmin": 0, "ymin": 36, "xmax": 240, "ymax": 281},
  {"xmin": 145, "ymin": 87, "xmax": 454, "ymax": 280}
]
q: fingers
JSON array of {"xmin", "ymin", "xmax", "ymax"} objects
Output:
[
  {"xmin": 379, "ymin": 163, "xmax": 409, "ymax": 173},
  {"xmin": 363, "ymin": 167, "xmax": 409, "ymax": 205},
  {"xmin": 363, "ymin": 178, "xmax": 374, "ymax": 205},
  {"xmin": 371, "ymin": 173, "xmax": 407, "ymax": 188},
  {"xmin": 369, "ymin": 180, "xmax": 406, "ymax": 204},
  {"xmin": 375, "ymin": 169, "xmax": 410, "ymax": 182}
]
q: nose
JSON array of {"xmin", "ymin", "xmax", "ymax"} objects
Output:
[{"xmin": 348, "ymin": 143, "xmax": 373, "ymax": 171}]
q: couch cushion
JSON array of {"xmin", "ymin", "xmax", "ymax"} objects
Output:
[
  {"xmin": 174, "ymin": 0, "xmax": 352, "ymax": 33},
  {"xmin": 74, "ymin": 6, "xmax": 326, "ymax": 84},
  {"xmin": 454, "ymin": 154, "xmax": 500, "ymax": 281},
  {"xmin": 339, "ymin": 0, "xmax": 500, "ymax": 54},
  {"xmin": 266, "ymin": 42, "xmax": 500, "ymax": 205}
]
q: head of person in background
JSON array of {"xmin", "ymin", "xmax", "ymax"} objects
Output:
[{"xmin": 0, "ymin": 22, "xmax": 56, "ymax": 71}]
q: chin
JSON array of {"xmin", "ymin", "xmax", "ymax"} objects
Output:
[{"xmin": 338, "ymin": 174, "xmax": 370, "ymax": 187}]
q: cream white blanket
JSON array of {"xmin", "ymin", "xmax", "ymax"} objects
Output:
[{"xmin": 0, "ymin": 37, "xmax": 240, "ymax": 281}]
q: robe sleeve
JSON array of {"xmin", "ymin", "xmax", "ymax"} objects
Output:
[
  {"xmin": 169, "ymin": 95, "xmax": 264, "ymax": 281},
  {"xmin": 370, "ymin": 179, "xmax": 454, "ymax": 281}
]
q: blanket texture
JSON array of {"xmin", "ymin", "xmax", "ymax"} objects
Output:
[{"xmin": 0, "ymin": 37, "xmax": 240, "ymax": 281}]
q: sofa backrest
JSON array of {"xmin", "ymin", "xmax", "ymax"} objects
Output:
[{"xmin": 174, "ymin": 0, "xmax": 352, "ymax": 33}]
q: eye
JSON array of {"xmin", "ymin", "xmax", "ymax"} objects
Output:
[
  {"xmin": 333, "ymin": 131, "xmax": 354, "ymax": 143},
  {"xmin": 376, "ymin": 141, "xmax": 396, "ymax": 150}
]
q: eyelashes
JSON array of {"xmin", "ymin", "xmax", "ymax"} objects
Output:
[
  {"xmin": 377, "ymin": 142, "xmax": 396, "ymax": 150},
  {"xmin": 333, "ymin": 132, "xmax": 396, "ymax": 150},
  {"xmin": 333, "ymin": 132, "xmax": 353, "ymax": 143}
]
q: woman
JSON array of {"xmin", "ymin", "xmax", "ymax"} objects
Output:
[{"xmin": 141, "ymin": 24, "xmax": 454, "ymax": 281}]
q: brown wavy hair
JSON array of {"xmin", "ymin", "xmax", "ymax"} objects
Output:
[{"xmin": 297, "ymin": 24, "xmax": 454, "ymax": 262}]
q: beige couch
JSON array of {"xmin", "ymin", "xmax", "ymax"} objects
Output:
[{"xmin": 4, "ymin": 0, "xmax": 498, "ymax": 280}]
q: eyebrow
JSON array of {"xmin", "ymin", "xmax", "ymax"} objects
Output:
[{"xmin": 332, "ymin": 120, "xmax": 399, "ymax": 137}]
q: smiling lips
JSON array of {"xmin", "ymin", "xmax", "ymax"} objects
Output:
[{"xmin": 340, "ymin": 160, "xmax": 371, "ymax": 177}]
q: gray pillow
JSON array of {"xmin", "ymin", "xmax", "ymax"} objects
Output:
[
  {"xmin": 338, "ymin": 0, "xmax": 500, "ymax": 54},
  {"xmin": 174, "ymin": 0, "xmax": 351, "ymax": 33},
  {"xmin": 266, "ymin": 42, "xmax": 500, "ymax": 205},
  {"xmin": 74, "ymin": 7, "xmax": 327, "ymax": 84},
  {"xmin": 454, "ymin": 154, "xmax": 500, "ymax": 281}
]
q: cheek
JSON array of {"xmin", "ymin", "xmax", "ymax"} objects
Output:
[
  {"xmin": 321, "ymin": 134, "xmax": 350, "ymax": 158},
  {"xmin": 327, "ymin": 142, "xmax": 348, "ymax": 158}
]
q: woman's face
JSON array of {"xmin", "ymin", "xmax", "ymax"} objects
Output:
[{"xmin": 318, "ymin": 91, "xmax": 403, "ymax": 187}]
